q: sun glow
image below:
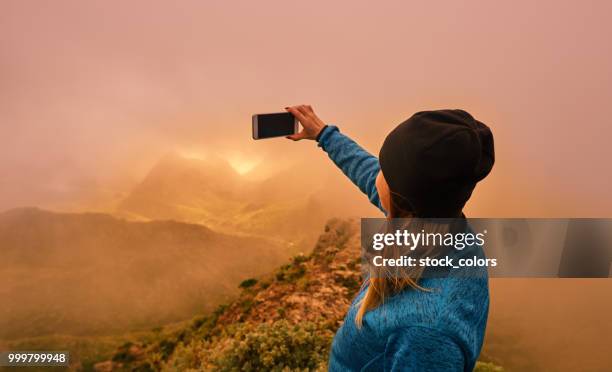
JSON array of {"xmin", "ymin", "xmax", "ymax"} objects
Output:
[
  {"xmin": 179, "ymin": 149, "xmax": 260, "ymax": 175},
  {"xmin": 227, "ymin": 156, "xmax": 260, "ymax": 175}
]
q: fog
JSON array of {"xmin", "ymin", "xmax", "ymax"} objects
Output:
[
  {"xmin": 487, "ymin": 279, "xmax": 612, "ymax": 371},
  {"xmin": 2, "ymin": 0, "xmax": 612, "ymax": 216}
]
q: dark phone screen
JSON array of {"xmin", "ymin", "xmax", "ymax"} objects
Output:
[{"xmin": 257, "ymin": 113, "xmax": 295, "ymax": 138}]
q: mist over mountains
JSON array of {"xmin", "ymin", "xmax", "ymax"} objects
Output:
[
  {"xmin": 117, "ymin": 152, "xmax": 372, "ymax": 248},
  {"xmin": 0, "ymin": 152, "xmax": 373, "ymax": 340},
  {"xmin": 0, "ymin": 207, "xmax": 286, "ymax": 339}
]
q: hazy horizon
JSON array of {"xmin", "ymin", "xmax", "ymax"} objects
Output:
[{"xmin": 2, "ymin": 0, "xmax": 612, "ymax": 216}]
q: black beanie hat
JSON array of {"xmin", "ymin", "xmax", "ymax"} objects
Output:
[{"xmin": 379, "ymin": 109, "xmax": 494, "ymax": 217}]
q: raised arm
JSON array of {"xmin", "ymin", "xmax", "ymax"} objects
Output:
[
  {"xmin": 317, "ymin": 126, "xmax": 383, "ymax": 212},
  {"xmin": 285, "ymin": 105, "xmax": 384, "ymax": 213}
]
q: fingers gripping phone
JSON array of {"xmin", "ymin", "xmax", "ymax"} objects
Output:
[{"xmin": 252, "ymin": 112, "xmax": 298, "ymax": 140}]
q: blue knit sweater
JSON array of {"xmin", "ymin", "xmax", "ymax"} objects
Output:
[{"xmin": 318, "ymin": 126, "xmax": 489, "ymax": 372}]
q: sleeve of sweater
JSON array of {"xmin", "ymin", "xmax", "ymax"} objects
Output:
[
  {"xmin": 317, "ymin": 125, "xmax": 385, "ymax": 213},
  {"xmin": 384, "ymin": 327, "xmax": 466, "ymax": 372}
]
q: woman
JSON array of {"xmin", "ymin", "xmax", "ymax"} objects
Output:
[{"xmin": 285, "ymin": 105, "xmax": 495, "ymax": 372}]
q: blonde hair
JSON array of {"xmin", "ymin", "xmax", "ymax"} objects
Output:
[
  {"xmin": 355, "ymin": 193, "xmax": 448, "ymax": 327},
  {"xmin": 355, "ymin": 276, "xmax": 426, "ymax": 327}
]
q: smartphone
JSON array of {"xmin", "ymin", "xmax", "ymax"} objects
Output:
[{"xmin": 252, "ymin": 112, "xmax": 298, "ymax": 140}]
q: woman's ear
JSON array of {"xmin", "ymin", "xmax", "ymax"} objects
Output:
[{"xmin": 375, "ymin": 171, "xmax": 391, "ymax": 214}]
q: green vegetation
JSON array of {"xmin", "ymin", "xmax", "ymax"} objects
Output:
[
  {"xmin": 167, "ymin": 320, "xmax": 333, "ymax": 371},
  {"xmin": 238, "ymin": 278, "xmax": 258, "ymax": 289},
  {"xmin": 333, "ymin": 274, "xmax": 362, "ymax": 298},
  {"xmin": 275, "ymin": 260, "xmax": 307, "ymax": 283}
]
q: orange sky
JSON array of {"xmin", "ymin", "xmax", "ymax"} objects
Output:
[{"xmin": 1, "ymin": 0, "xmax": 611, "ymax": 216}]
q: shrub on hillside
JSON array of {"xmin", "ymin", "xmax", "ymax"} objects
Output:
[
  {"xmin": 239, "ymin": 278, "xmax": 258, "ymax": 289},
  {"xmin": 166, "ymin": 320, "xmax": 333, "ymax": 371}
]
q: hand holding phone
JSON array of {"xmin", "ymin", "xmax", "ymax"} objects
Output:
[
  {"xmin": 251, "ymin": 105, "xmax": 326, "ymax": 141},
  {"xmin": 284, "ymin": 105, "xmax": 326, "ymax": 141}
]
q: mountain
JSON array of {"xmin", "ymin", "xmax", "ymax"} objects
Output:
[
  {"xmin": 117, "ymin": 153, "xmax": 245, "ymax": 224},
  {"xmin": 95, "ymin": 219, "xmax": 502, "ymax": 372},
  {"xmin": 0, "ymin": 207, "xmax": 288, "ymax": 339},
  {"xmin": 116, "ymin": 153, "xmax": 356, "ymax": 250}
]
